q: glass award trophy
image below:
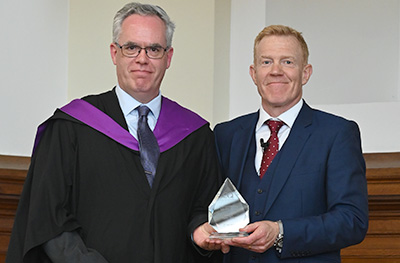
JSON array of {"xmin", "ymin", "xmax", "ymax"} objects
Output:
[{"xmin": 208, "ymin": 178, "xmax": 249, "ymax": 239}]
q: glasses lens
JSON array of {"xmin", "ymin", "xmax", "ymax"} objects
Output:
[
  {"xmin": 119, "ymin": 43, "xmax": 166, "ymax": 59},
  {"xmin": 146, "ymin": 46, "xmax": 164, "ymax": 59},
  {"xmin": 123, "ymin": 45, "xmax": 140, "ymax": 57}
]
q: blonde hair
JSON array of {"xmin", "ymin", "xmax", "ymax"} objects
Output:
[{"xmin": 253, "ymin": 25, "xmax": 309, "ymax": 64}]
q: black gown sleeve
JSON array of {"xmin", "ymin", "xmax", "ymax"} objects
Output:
[
  {"xmin": 42, "ymin": 231, "xmax": 109, "ymax": 263},
  {"xmin": 186, "ymin": 125, "xmax": 223, "ymax": 262},
  {"xmin": 6, "ymin": 115, "xmax": 82, "ymax": 262},
  {"xmin": 187, "ymin": 125, "xmax": 222, "ymax": 234}
]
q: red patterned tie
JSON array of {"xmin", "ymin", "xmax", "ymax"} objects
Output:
[{"xmin": 260, "ymin": 120, "xmax": 284, "ymax": 179}]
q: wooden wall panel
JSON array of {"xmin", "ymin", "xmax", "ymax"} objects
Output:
[
  {"xmin": 0, "ymin": 155, "xmax": 29, "ymax": 262},
  {"xmin": 342, "ymin": 152, "xmax": 400, "ymax": 262},
  {"xmin": 0, "ymin": 153, "xmax": 399, "ymax": 262}
]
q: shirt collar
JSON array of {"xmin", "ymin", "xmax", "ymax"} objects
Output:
[
  {"xmin": 256, "ymin": 99, "xmax": 303, "ymax": 131},
  {"xmin": 115, "ymin": 85, "xmax": 161, "ymax": 119}
]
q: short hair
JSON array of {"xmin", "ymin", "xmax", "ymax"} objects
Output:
[
  {"xmin": 253, "ymin": 25, "xmax": 309, "ymax": 64},
  {"xmin": 112, "ymin": 2, "xmax": 176, "ymax": 48}
]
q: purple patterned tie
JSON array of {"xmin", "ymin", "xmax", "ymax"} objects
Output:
[
  {"xmin": 260, "ymin": 120, "xmax": 284, "ymax": 179},
  {"xmin": 137, "ymin": 106, "xmax": 159, "ymax": 187}
]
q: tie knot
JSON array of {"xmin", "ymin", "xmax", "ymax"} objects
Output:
[
  {"xmin": 266, "ymin": 120, "xmax": 284, "ymax": 133},
  {"xmin": 138, "ymin": 105, "xmax": 150, "ymax": 118}
]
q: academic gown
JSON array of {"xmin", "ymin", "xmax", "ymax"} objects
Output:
[{"xmin": 6, "ymin": 89, "xmax": 222, "ymax": 263}]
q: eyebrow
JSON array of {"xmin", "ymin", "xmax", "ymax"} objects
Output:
[
  {"xmin": 122, "ymin": 41, "xmax": 164, "ymax": 48},
  {"xmin": 260, "ymin": 55, "xmax": 297, "ymax": 61}
]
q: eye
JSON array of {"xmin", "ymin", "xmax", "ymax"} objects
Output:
[
  {"xmin": 282, "ymin": 59, "xmax": 295, "ymax": 66},
  {"xmin": 150, "ymin": 46, "xmax": 161, "ymax": 52},
  {"xmin": 261, "ymin": 60, "xmax": 271, "ymax": 65},
  {"xmin": 125, "ymin": 45, "xmax": 139, "ymax": 51},
  {"xmin": 147, "ymin": 46, "xmax": 163, "ymax": 56}
]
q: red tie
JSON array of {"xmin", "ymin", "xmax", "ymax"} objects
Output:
[{"xmin": 260, "ymin": 120, "xmax": 284, "ymax": 178}]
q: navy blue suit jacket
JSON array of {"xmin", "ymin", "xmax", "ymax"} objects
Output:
[{"xmin": 214, "ymin": 101, "xmax": 368, "ymax": 263}]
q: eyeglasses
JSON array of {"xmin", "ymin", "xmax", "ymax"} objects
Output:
[{"xmin": 115, "ymin": 42, "xmax": 168, "ymax": 59}]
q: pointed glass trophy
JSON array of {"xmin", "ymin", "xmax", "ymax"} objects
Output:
[{"xmin": 208, "ymin": 178, "xmax": 249, "ymax": 239}]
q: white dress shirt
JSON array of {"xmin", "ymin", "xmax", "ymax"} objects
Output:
[
  {"xmin": 115, "ymin": 85, "xmax": 161, "ymax": 140},
  {"xmin": 254, "ymin": 99, "xmax": 303, "ymax": 175}
]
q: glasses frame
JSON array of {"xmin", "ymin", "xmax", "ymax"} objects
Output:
[{"xmin": 115, "ymin": 42, "xmax": 168, "ymax": 59}]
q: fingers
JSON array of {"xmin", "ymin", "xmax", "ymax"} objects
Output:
[
  {"xmin": 240, "ymin": 223, "xmax": 257, "ymax": 233},
  {"xmin": 204, "ymin": 238, "xmax": 232, "ymax": 254},
  {"xmin": 202, "ymin": 222, "xmax": 216, "ymax": 234},
  {"xmin": 193, "ymin": 224, "xmax": 232, "ymax": 254},
  {"xmin": 225, "ymin": 220, "xmax": 279, "ymax": 253},
  {"xmin": 197, "ymin": 221, "xmax": 279, "ymax": 254},
  {"xmin": 202, "ymin": 240, "xmax": 220, "ymax": 250},
  {"xmin": 221, "ymin": 243, "xmax": 231, "ymax": 254}
]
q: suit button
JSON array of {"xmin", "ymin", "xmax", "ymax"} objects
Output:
[
  {"xmin": 255, "ymin": 211, "xmax": 261, "ymax": 216},
  {"xmin": 257, "ymin": 189, "xmax": 263, "ymax": 194}
]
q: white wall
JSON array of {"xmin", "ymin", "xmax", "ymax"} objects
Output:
[
  {"xmin": 0, "ymin": 0, "xmax": 69, "ymax": 156},
  {"xmin": 229, "ymin": 0, "xmax": 400, "ymax": 153},
  {"xmin": 1, "ymin": 0, "xmax": 217, "ymax": 157},
  {"xmin": 2, "ymin": 0, "xmax": 399, "ymax": 156},
  {"xmin": 229, "ymin": 0, "xmax": 266, "ymax": 119},
  {"xmin": 68, "ymin": 0, "xmax": 216, "ymax": 125}
]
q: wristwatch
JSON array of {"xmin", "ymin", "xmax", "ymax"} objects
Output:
[{"xmin": 274, "ymin": 220, "xmax": 284, "ymax": 253}]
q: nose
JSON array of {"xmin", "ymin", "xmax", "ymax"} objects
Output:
[
  {"xmin": 270, "ymin": 63, "xmax": 283, "ymax": 75},
  {"xmin": 135, "ymin": 49, "xmax": 149, "ymax": 63}
]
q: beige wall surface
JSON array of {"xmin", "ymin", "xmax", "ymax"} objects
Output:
[
  {"xmin": 1, "ymin": 0, "xmax": 69, "ymax": 156},
  {"xmin": 4, "ymin": 0, "xmax": 398, "ymax": 156},
  {"xmin": 69, "ymin": 0, "xmax": 219, "ymax": 124},
  {"xmin": 229, "ymin": 0, "xmax": 400, "ymax": 153}
]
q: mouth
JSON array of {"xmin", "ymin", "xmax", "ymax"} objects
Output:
[
  {"xmin": 132, "ymin": 69, "xmax": 151, "ymax": 73},
  {"xmin": 267, "ymin": 81, "xmax": 288, "ymax": 86},
  {"xmin": 131, "ymin": 69, "xmax": 152, "ymax": 76}
]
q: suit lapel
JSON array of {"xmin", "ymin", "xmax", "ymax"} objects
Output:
[
  {"xmin": 229, "ymin": 113, "xmax": 259, "ymax": 190},
  {"xmin": 263, "ymin": 102, "xmax": 314, "ymax": 216}
]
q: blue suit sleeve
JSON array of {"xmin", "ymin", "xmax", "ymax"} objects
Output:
[{"xmin": 281, "ymin": 120, "xmax": 368, "ymax": 258}]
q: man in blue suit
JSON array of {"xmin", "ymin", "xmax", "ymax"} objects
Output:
[{"xmin": 213, "ymin": 25, "xmax": 368, "ymax": 262}]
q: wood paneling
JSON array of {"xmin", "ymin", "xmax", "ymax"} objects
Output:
[
  {"xmin": 0, "ymin": 155, "xmax": 30, "ymax": 262},
  {"xmin": 342, "ymin": 152, "xmax": 400, "ymax": 262},
  {"xmin": 0, "ymin": 153, "xmax": 399, "ymax": 262}
]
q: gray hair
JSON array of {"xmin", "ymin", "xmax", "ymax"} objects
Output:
[{"xmin": 112, "ymin": 2, "xmax": 175, "ymax": 48}]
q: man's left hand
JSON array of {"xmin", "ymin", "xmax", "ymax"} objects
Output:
[{"xmin": 223, "ymin": 220, "xmax": 279, "ymax": 253}]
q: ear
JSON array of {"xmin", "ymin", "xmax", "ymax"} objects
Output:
[
  {"xmin": 302, "ymin": 64, "xmax": 313, "ymax": 85},
  {"xmin": 166, "ymin": 47, "xmax": 174, "ymax": 69},
  {"xmin": 110, "ymin": 43, "xmax": 118, "ymax": 65},
  {"xmin": 249, "ymin": 64, "xmax": 257, "ymax": 85}
]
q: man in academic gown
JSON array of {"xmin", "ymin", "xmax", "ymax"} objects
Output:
[{"xmin": 6, "ymin": 2, "xmax": 223, "ymax": 263}]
